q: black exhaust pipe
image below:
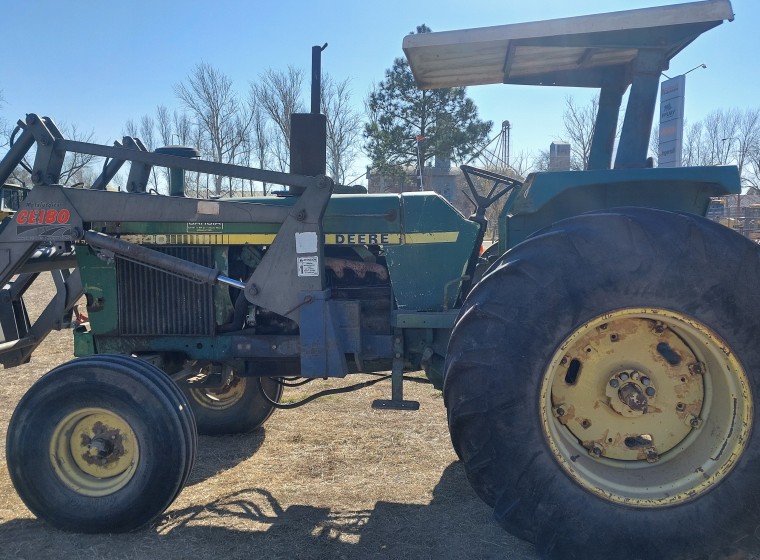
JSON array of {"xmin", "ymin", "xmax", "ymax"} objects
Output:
[{"xmin": 289, "ymin": 44, "xmax": 328, "ymax": 191}]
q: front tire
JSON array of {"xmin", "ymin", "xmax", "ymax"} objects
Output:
[
  {"xmin": 445, "ymin": 208, "xmax": 760, "ymax": 559},
  {"xmin": 6, "ymin": 354, "xmax": 197, "ymax": 533}
]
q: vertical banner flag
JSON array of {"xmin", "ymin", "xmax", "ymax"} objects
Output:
[{"xmin": 658, "ymin": 75, "xmax": 685, "ymax": 167}]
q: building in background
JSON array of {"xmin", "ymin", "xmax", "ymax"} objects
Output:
[{"xmin": 549, "ymin": 142, "xmax": 571, "ymax": 171}]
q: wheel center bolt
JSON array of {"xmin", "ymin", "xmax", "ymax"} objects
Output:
[
  {"xmin": 88, "ymin": 437, "xmax": 113, "ymax": 458},
  {"xmin": 619, "ymin": 383, "xmax": 648, "ymax": 412},
  {"xmin": 606, "ymin": 370, "xmax": 657, "ymax": 416}
]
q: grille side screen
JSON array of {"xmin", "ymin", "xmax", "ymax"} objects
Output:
[{"xmin": 116, "ymin": 247, "xmax": 215, "ymax": 336}]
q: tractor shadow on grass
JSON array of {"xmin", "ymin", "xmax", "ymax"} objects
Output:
[
  {"xmin": 158, "ymin": 461, "xmax": 538, "ymax": 559},
  {"xmin": 2, "ymin": 460, "xmax": 758, "ymax": 559},
  {"xmin": 0, "ymin": 462, "xmax": 536, "ymax": 560},
  {"xmin": 183, "ymin": 430, "xmax": 267, "ymax": 487}
]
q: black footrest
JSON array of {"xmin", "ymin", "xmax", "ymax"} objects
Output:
[{"xmin": 371, "ymin": 399, "xmax": 420, "ymax": 411}]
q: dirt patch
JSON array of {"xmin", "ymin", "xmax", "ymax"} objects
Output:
[{"xmin": 0, "ymin": 274, "xmax": 537, "ymax": 560}]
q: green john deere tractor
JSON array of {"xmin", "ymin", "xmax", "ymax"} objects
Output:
[{"xmin": 0, "ymin": 1, "xmax": 756, "ymax": 558}]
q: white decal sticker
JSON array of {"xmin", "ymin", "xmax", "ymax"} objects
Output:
[
  {"xmin": 197, "ymin": 201, "xmax": 220, "ymax": 215},
  {"xmin": 295, "ymin": 231, "xmax": 318, "ymax": 254},
  {"xmin": 297, "ymin": 256, "xmax": 320, "ymax": 277}
]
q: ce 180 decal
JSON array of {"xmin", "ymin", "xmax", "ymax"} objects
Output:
[
  {"xmin": 16, "ymin": 209, "xmax": 70, "ymax": 225},
  {"xmin": 15, "ymin": 208, "xmax": 74, "ymax": 240}
]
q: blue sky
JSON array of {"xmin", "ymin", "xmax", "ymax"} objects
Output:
[{"xmin": 2, "ymin": 0, "xmax": 758, "ymax": 182}]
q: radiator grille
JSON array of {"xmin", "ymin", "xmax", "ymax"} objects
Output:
[{"xmin": 116, "ymin": 247, "xmax": 215, "ymax": 336}]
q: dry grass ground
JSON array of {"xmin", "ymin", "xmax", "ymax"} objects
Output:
[{"xmin": 0, "ymin": 275, "xmax": 538, "ymax": 560}]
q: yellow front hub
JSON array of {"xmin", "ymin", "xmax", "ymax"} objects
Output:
[
  {"xmin": 541, "ymin": 308, "xmax": 751, "ymax": 507},
  {"xmin": 50, "ymin": 408, "xmax": 139, "ymax": 497}
]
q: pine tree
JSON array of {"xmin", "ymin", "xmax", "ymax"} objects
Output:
[{"xmin": 364, "ymin": 25, "xmax": 492, "ymax": 184}]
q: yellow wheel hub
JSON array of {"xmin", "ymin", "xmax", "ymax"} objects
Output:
[
  {"xmin": 189, "ymin": 374, "xmax": 246, "ymax": 411},
  {"xmin": 50, "ymin": 407, "xmax": 139, "ymax": 497},
  {"xmin": 541, "ymin": 308, "xmax": 752, "ymax": 506}
]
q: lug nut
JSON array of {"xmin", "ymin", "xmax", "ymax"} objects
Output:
[
  {"xmin": 641, "ymin": 376, "xmax": 651, "ymax": 386},
  {"xmin": 619, "ymin": 372, "xmax": 629, "ymax": 381},
  {"xmin": 609, "ymin": 379, "xmax": 619, "ymax": 388},
  {"xmin": 689, "ymin": 362, "xmax": 704, "ymax": 376},
  {"xmin": 645, "ymin": 387, "xmax": 656, "ymax": 397}
]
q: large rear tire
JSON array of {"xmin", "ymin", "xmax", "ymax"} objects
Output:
[
  {"xmin": 6, "ymin": 354, "xmax": 197, "ymax": 533},
  {"xmin": 445, "ymin": 208, "xmax": 760, "ymax": 559}
]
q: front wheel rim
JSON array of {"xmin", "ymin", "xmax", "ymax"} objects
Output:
[
  {"xmin": 50, "ymin": 407, "xmax": 139, "ymax": 497},
  {"xmin": 540, "ymin": 308, "xmax": 752, "ymax": 507}
]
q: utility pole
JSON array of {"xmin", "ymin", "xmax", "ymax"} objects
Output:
[
  {"xmin": 501, "ymin": 120, "xmax": 511, "ymax": 169},
  {"xmin": 416, "ymin": 135, "xmax": 425, "ymax": 190}
]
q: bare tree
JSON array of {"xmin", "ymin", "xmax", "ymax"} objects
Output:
[
  {"xmin": 532, "ymin": 149, "xmax": 551, "ymax": 172},
  {"xmin": 156, "ymin": 105, "xmax": 173, "ymax": 146},
  {"xmin": 154, "ymin": 105, "xmax": 175, "ymax": 191},
  {"xmin": 681, "ymin": 108, "xmax": 760, "ymax": 187},
  {"xmin": 508, "ymin": 150, "xmax": 534, "ymax": 178},
  {"xmin": 191, "ymin": 120, "xmax": 209, "ymax": 198},
  {"xmin": 122, "ymin": 115, "xmax": 161, "ymax": 192},
  {"xmin": 682, "ymin": 121, "xmax": 706, "ymax": 166},
  {"xmin": 703, "ymin": 108, "xmax": 740, "ymax": 165},
  {"xmin": 649, "ymin": 120, "xmax": 660, "ymax": 167},
  {"xmin": 172, "ymin": 110, "xmax": 202, "ymax": 195},
  {"xmin": 561, "ymin": 95, "xmax": 599, "ymax": 170},
  {"xmin": 250, "ymin": 67, "xmax": 305, "ymax": 171},
  {"xmin": 727, "ymin": 108, "xmax": 760, "ymax": 181},
  {"xmin": 0, "ymin": 89, "xmax": 9, "ymax": 152},
  {"xmin": 175, "ymin": 63, "xmax": 252, "ymax": 195},
  {"xmin": 123, "ymin": 118, "xmax": 138, "ymax": 139},
  {"xmin": 321, "ymin": 75, "xmax": 362, "ymax": 184},
  {"xmin": 140, "ymin": 115, "xmax": 162, "ymax": 192},
  {"xmin": 7, "ymin": 122, "xmax": 96, "ymax": 187},
  {"xmin": 748, "ymin": 149, "xmax": 760, "ymax": 189},
  {"xmin": 172, "ymin": 110, "xmax": 193, "ymax": 146},
  {"xmin": 57, "ymin": 123, "xmax": 97, "ymax": 187},
  {"xmin": 139, "ymin": 115, "xmax": 156, "ymax": 151},
  {"xmin": 248, "ymin": 98, "xmax": 273, "ymax": 194}
]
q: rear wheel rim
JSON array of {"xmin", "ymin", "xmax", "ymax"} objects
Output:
[
  {"xmin": 540, "ymin": 308, "xmax": 752, "ymax": 507},
  {"xmin": 50, "ymin": 407, "xmax": 139, "ymax": 497},
  {"xmin": 188, "ymin": 375, "xmax": 247, "ymax": 411}
]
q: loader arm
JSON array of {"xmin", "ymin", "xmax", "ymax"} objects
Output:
[{"xmin": 0, "ymin": 114, "xmax": 342, "ymax": 375}]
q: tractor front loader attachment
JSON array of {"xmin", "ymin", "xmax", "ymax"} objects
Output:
[{"xmin": 0, "ymin": 113, "xmax": 347, "ymax": 378}]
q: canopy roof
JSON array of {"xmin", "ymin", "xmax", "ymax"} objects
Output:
[{"xmin": 403, "ymin": 0, "xmax": 733, "ymax": 89}]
